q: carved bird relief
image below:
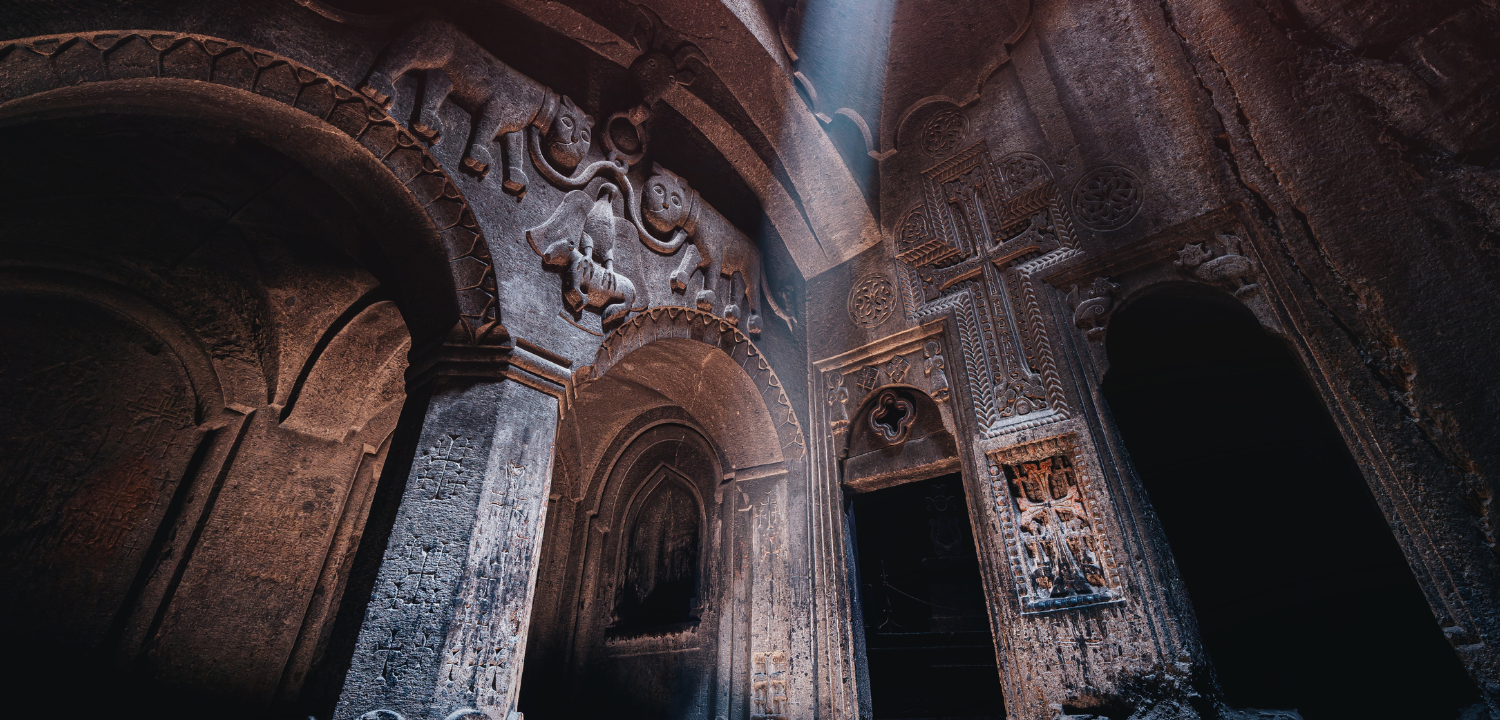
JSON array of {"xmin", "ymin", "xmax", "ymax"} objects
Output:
[
  {"xmin": 526, "ymin": 184, "xmax": 639, "ymax": 326},
  {"xmin": 1176, "ymin": 232, "xmax": 1258, "ymax": 296}
]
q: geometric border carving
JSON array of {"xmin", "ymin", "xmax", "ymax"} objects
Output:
[
  {"xmin": 1071, "ymin": 164, "xmax": 1143, "ymax": 232},
  {"xmin": 848, "ymin": 273, "xmax": 897, "ymax": 329}
]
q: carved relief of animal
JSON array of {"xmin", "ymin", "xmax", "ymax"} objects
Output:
[
  {"xmin": 1065, "ymin": 277, "xmax": 1120, "ymax": 341},
  {"xmin": 1176, "ymin": 233, "xmax": 1257, "ymax": 295},
  {"xmin": 528, "ymin": 184, "xmax": 637, "ymax": 326},
  {"xmin": 361, "ymin": 15, "xmax": 594, "ymax": 192},
  {"xmin": 640, "ymin": 164, "xmax": 762, "ymax": 333}
]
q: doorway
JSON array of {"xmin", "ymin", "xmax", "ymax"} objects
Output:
[
  {"xmin": 1101, "ymin": 287, "xmax": 1477, "ymax": 718},
  {"xmin": 849, "ymin": 474, "xmax": 1006, "ymax": 719}
]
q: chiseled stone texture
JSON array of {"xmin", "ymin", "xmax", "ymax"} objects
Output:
[{"xmin": 337, "ymin": 379, "xmax": 557, "ymax": 720}]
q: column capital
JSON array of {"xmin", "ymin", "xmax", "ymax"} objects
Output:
[{"xmin": 407, "ymin": 322, "xmax": 573, "ymax": 403}]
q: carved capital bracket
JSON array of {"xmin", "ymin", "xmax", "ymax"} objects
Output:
[
  {"xmin": 407, "ymin": 324, "xmax": 575, "ymax": 415},
  {"xmin": 1065, "ymin": 277, "xmax": 1121, "ymax": 342}
]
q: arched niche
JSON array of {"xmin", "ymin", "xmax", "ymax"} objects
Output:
[
  {"xmin": 525, "ymin": 420, "xmax": 724, "ymax": 720},
  {"xmin": 568, "ymin": 308, "xmax": 807, "ymax": 479},
  {"xmin": 611, "ymin": 465, "xmax": 707, "ymax": 633},
  {"xmin": 0, "ymin": 99, "xmax": 436, "ymax": 717},
  {"xmin": 1101, "ymin": 284, "xmax": 1478, "ymax": 717},
  {"xmin": 0, "ymin": 287, "xmax": 207, "ymax": 652},
  {"xmin": 842, "ymin": 385, "xmax": 958, "ymax": 492},
  {"xmin": 524, "ymin": 310, "xmax": 802, "ymax": 720}
]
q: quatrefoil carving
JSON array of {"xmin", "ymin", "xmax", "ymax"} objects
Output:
[{"xmin": 869, "ymin": 389, "xmax": 916, "ymax": 444}]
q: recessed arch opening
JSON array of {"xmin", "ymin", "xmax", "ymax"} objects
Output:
[
  {"xmin": 521, "ymin": 335, "xmax": 788, "ymax": 720},
  {"xmin": 1101, "ymin": 284, "xmax": 1478, "ymax": 718},
  {"xmin": 0, "ymin": 107, "xmax": 451, "ymax": 719}
]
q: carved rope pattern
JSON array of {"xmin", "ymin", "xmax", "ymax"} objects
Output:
[
  {"xmin": 897, "ymin": 144, "xmax": 1087, "ymax": 437},
  {"xmin": 0, "ymin": 31, "xmax": 502, "ymax": 343},
  {"xmin": 581, "ymin": 306, "xmax": 806, "ymax": 461}
]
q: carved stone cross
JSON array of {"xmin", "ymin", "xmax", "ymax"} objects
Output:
[{"xmin": 893, "ymin": 142, "xmax": 1076, "ymax": 434}]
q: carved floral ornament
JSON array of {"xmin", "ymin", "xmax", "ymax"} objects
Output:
[
  {"xmin": 921, "ymin": 108, "xmax": 968, "ymax": 156},
  {"xmin": 848, "ymin": 273, "xmax": 897, "ymax": 328},
  {"xmin": 1072, "ymin": 164, "xmax": 1144, "ymax": 231}
]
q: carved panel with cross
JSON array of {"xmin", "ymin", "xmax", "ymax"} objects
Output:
[{"xmin": 893, "ymin": 142, "xmax": 1081, "ymax": 437}]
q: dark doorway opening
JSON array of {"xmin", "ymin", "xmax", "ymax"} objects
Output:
[
  {"xmin": 849, "ymin": 474, "xmax": 1006, "ymax": 719},
  {"xmin": 610, "ymin": 471, "xmax": 703, "ymax": 635},
  {"xmin": 1101, "ymin": 287, "xmax": 1477, "ymax": 719}
]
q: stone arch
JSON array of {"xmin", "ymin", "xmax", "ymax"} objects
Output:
[
  {"xmin": 0, "ymin": 269, "xmax": 226, "ymax": 423},
  {"xmin": 606, "ymin": 426, "xmax": 714, "ymax": 633},
  {"xmin": 1114, "ymin": 275, "xmax": 1285, "ymax": 344},
  {"xmin": 578, "ymin": 306, "xmax": 806, "ymax": 463},
  {"xmin": 525, "ymin": 309, "xmax": 806, "ymax": 719},
  {"xmin": 1100, "ymin": 283, "xmax": 1480, "ymax": 715},
  {"xmin": 0, "ymin": 31, "xmax": 500, "ymax": 346}
]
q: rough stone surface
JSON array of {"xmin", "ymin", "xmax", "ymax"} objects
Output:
[{"xmin": 0, "ymin": 0, "xmax": 1497, "ymax": 718}]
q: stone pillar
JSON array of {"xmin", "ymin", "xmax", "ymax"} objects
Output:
[{"xmin": 335, "ymin": 339, "xmax": 570, "ymax": 720}]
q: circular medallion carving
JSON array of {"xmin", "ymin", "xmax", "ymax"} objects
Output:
[
  {"xmin": 848, "ymin": 273, "xmax": 897, "ymax": 328},
  {"xmin": 921, "ymin": 109, "xmax": 968, "ymax": 156},
  {"xmin": 995, "ymin": 152, "xmax": 1050, "ymax": 193},
  {"xmin": 1072, "ymin": 165, "xmax": 1144, "ymax": 230},
  {"xmin": 898, "ymin": 207, "xmax": 930, "ymax": 249}
]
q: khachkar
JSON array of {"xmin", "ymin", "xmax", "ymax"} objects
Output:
[
  {"xmin": 894, "ymin": 144, "xmax": 1076, "ymax": 437},
  {"xmin": 890, "ymin": 141, "xmax": 1206, "ymax": 717},
  {"xmin": 891, "ymin": 142, "xmax": 1124, "ymax": 612}
]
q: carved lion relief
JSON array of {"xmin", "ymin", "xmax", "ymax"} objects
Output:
[
  {"xmin": 360, "ymin": 16, "xmax": 592, "ymax": 191},
  {"xmin": 361, "ymin": 17, "xmax": 766, "ymax": 334},
  {"xmin": 1176, "ymin": 232, "xmax": 1258, "ymax": 297},
  {"xmin": 640, "ymin": 164, "xmax": 762, "ymax": 333}
]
